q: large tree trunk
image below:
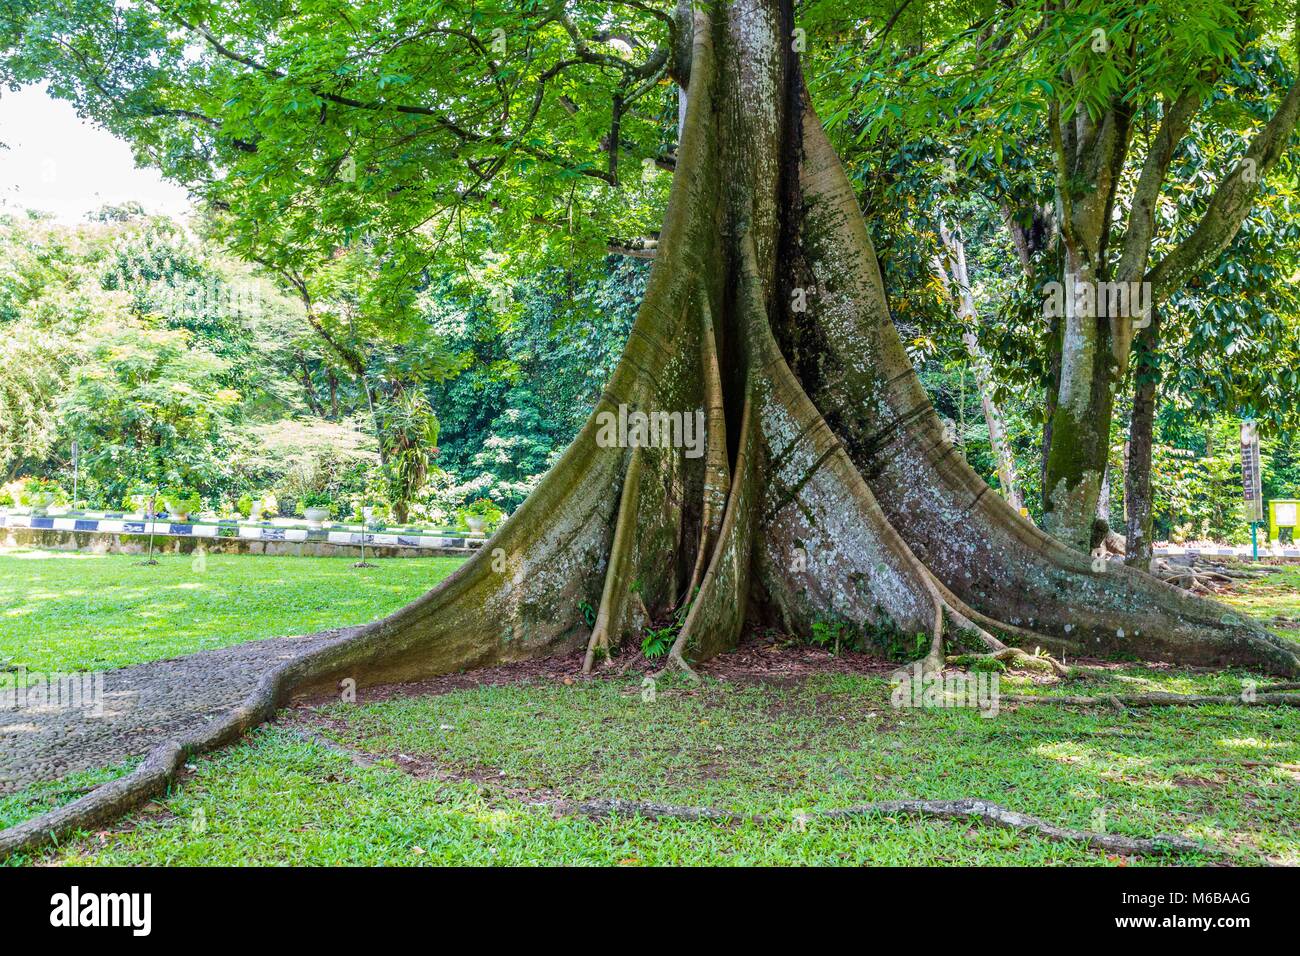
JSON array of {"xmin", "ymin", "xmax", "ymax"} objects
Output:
[
  {"xmin": 1039, "ymin": 83, "xmax": 1133, "ymax": 553},
  {"xmin": 249, "ymin": 0, "xmax": 1296, "ymax": 702}
]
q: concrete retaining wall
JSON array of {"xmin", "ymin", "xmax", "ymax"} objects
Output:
[{"xmin": 0, "ymin": 512, "xmax": 482, "ymax": 559}]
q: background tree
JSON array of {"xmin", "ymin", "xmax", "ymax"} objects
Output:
[
  {"xmin": 60, "ymin": 325, "xmax": 238, "ymax": 502},
  {"xmin": 1125, "ymin": 53, "xmax": 1300, "ymax": 565},
  {"xmin": 0, "ymin": 325, "xmax": 67, "ymax": 481},
  {"xmin": 816, "ymin": 0, "xmax": 1300, "ymax": 552}
]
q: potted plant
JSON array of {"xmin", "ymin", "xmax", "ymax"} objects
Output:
[
  {"xmin": 460, "ymin": 497, "xmax": 504, "ymax": 534},
  {"xmin": 248, "ymin": 494, "xmax": 271, "ymax": 521},
  {"xmin": 350, "ymin": 495, "xmax": 389, "ymax": 525},
  {"xmin": 161, "ymin": 488, "xmax": 201, "ymax": 522},
  {"xmin": 123, "ymin": 483, "xmax": 155, "ymax": 516},
  {"xmin": 301, "ymin": 491, "xmax": 333, "ymax": 529},
  {"xmin": 20, "ymin": 477, "xmax": 66, "ymax": 516}
]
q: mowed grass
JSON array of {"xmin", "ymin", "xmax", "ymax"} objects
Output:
[
  {"xmin": 27, "ymin": 668, "xmax": 1300, "ymax": 866},
  {"xmin": 3, "ymin": 556, "xmax": 1299, "ymax": 866},
  {"xmin": 1220, "ymin": 564, "xmax": 1300, "ymax": 643},
  {"xmin": 0, "ymin": 763, "xmax": 137, "ymax": 831},
  {"xmin": 0, "ymin": 548, "xmax": 465, "ymax": 672}
]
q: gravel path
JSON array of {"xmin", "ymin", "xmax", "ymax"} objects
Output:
[{"xmin": 0, "ymin": 629, "xmax": 357, "ymax": 794}]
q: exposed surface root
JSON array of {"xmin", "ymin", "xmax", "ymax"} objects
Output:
[
  {"xmin": 0, "ymin": 629, "xmax": 357, "ymax": 859},
  {"xmin": 565, "ymin": 797, "xmax": 1208, "ymax": 857},
  {"xmin": 0, "ymin": 742, "xmax": 185, "ymax": 860},
  {"xmin": 583, "ymin": 446, "xmax": 644, "ymax": 673},
  {"xmin": 658, "ymin": 650, "xmax": 702, "ymax": 683},
  {"xmin": 932, "ymin": 597, "xmax": 1067, "ymax": 675},
  {"xmin": 1101, "ymin": 529, "xmax": 1127, "ymax": 556},
  {"xmin": 925, "ymin": 570, "xmax": 1084, "ymax": 660},
  {"xmin": 1152, "ymin": 558, "xmax": 1280, "ymax": 595},
  {"xmin": 685, "ymin": 291, "xmax": 730, "ymax": 601},
  {"xmin": 666, "ymin": 385, "xmax": 759, "ymax": 666},
  {"xmin": 947, "ymin": 646, "xmax": 1069, "ymax": 677}
]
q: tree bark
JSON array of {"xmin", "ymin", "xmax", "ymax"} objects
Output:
[
  {"xmin": 1125, "ymin": 380, "xmax": 1156, "ymax": 568},
  {"xmin": 1042, "ymin": 255, "xmax": 1120, "ymax": 552},
  {"xmin": 1040, "ymin": 313, "xmax": 1060, "ymax": 512},
  {"xmin": 1125, "ymin": 309, "xmax": 1160, "ymax": 569}
]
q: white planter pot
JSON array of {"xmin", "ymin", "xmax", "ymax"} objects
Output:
[
  {"xmin": 304, "ymin": 507, "xmax": 330, "ymax": 530},
  {"xmin": 465, "ymin": 515, "xmax": 488, "ymax": 533},
  {"xmin": 160, "ymin": 498, "xmax": 187, "ymax": 521},
  {"xmin": 249, "ymin": 503, "xmax": 264, "ymax": 521}
]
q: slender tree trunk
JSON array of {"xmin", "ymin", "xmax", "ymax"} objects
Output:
[
  {"xmin": 994, "ymin": 199, "xmax": 1058, "ymax": 512},
  {"xmin": 295, "ymin": 350, "xmax": 325, "ymax": 417},
  {"xmin": 932, "ymin": 223, "xmax": 1022, "ymax": 510},
  {"xmin": 1039, "ymin": 83, "xmax": 1133, "ymax": 552},
  {"xmin": 1096, "ymin": 462, "xmax": 1111, "ymax": 532},
  {"xmin": 361, "ymin": 375, "xmax": 387, "ymax": 467},
  {"xmin": 1042, "ymin": 253, "xmax": 1119, "ymax": 552},
  {"xmin": 1125, "ymin": 379, "xmax": 1157, "ymax": 568},
  {"xmin": 1040, "ymin": 314, "xmax": 1060, "ymax": 512},
  {"xmin": 1125, "ymin": 308, "xmax": 1160, "ymax": 569}
]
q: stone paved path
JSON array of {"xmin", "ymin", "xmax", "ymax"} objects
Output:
[{"xmin": 0, "ymin": 629, "xmax": 357, "ymax": 794}]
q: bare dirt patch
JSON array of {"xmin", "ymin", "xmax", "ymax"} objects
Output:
[{"xmin": 289, "ymin": 633, "xmax": 905, "ymax": 710}]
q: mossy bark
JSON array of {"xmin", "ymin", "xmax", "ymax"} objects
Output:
[{"xmin": 1040, "ymin": 258, "xmax": 1117, "ymax": 554}]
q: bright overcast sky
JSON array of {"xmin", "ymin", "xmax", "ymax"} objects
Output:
[{"xmin": 0, "ymin": 84, "xmax": 193, "ymax": 224}]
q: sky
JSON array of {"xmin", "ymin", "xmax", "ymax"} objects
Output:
[{"xmin": 0, "ymin": 84, "xmax": 192, "ymax": 224}]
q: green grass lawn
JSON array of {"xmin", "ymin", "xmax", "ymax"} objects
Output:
[
  {"xmin": 1220, "ymin": 564, "xmax": 1300, "ymax": 643},
  {"xmin": 0, "ymin": 763, "xmax": 138, "ymax": 831},
  {"xmin": 21, "ymin": 667, "xmax": 1300, "ymax": 866},
  {"xmin": 0, "ymin": 548, "xmax": 465, "ymax": 672},
  {"xmin": 3, "ymin": 555, "xmax": 1299, "ymax": 867}
]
